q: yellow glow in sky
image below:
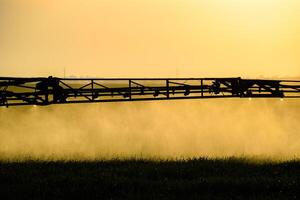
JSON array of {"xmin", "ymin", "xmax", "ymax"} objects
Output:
[{"xmin": 0, "ymin": 0, "xmax": 299, "ymax": 78}]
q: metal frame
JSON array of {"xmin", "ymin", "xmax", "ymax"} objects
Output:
[{"xmin": 0, "ymin": 76, "xmax": 299, "ymax": 107}]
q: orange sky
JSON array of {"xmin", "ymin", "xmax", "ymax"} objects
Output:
[{"xmin": 0, "ymin": 0, "xmax": 299, "ymax": 78}]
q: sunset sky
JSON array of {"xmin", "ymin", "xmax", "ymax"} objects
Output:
[{"xmin": 0, "ymin": 0, "xmax": 299, "ymax": 78}]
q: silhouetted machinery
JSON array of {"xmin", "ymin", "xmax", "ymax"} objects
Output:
[{"xmin": 0, "ymin": 76, "xmax": 299, "ymax": 107}]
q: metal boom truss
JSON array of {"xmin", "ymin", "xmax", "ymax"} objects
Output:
[{"xmin": 0, "ymin": 77, "xmax": 300, "ymax": 107}]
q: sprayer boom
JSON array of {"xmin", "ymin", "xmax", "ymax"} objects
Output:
[{"xmin": 0, "ymin": 77, "xmax": 299, "ymax": 107}]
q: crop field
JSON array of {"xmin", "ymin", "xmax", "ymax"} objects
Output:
[{"xmin": 0, "ymin": 157, "xmax": 300, "ymax": 199}]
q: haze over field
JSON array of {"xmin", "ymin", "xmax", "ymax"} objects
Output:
[
  {"xmin": 0, "ymin": 1, "xmax": 299, "ymax": 160},
  {"xmin": 0, "ymin": 100, "xmax": 299, "ymax": 160}
]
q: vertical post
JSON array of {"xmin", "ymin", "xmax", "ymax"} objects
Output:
[
  {"xmin": 91, "ymin": 80, "xmax": 94, "ymax": 100},
  {"xmin": 45, "ymin": 89, "xmax": 49, "ymax": 104},
  {"xmin": 129, "ymin": 79, "xmax": 132, "ymax": 100},
  {"xmin": 44, "ymin": 80, "xmax": 49, "ymax": 104},
  {"xmin": 43, "ymin": 79, "xmax": 49, "ymax": 104},
  {"xmin": 201, "ymin": 79, "xmax": 203, "ymax": 97},
  {"xmin": 166, "ymin": 79, "xmax": 170, "ymax": 98}
]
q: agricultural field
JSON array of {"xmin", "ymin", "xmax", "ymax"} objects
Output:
[{"xmin": 0, "ymin": 157, "xmax": 300, "ymax": 199}]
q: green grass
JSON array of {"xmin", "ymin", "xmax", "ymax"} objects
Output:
[{"xmin": 0, "ymin": 157, "xmax": 300, "ymax": 199}]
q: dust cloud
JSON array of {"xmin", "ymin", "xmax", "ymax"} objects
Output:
[{"xmin": 0, "ymin": 99, "xmax": 299, "ymax": 160}]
